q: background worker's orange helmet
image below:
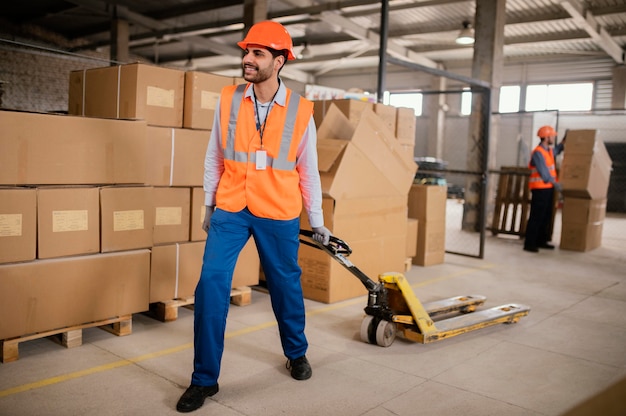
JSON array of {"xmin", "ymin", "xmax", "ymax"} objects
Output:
[
  {"xmin": 537, "ymin": 125, "xmax": 557, "ymax": 138},
  {"xmin": 237, "ymin": 20, "xmax": 296, "ymax": 60}
]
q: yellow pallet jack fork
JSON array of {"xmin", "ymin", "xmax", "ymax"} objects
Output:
[{"xmin": 300, "ymin": 230, "xmax": 530, "ymax": 347}]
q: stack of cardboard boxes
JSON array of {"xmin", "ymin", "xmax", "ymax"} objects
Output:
[
  {"xmin": 299, "ymin": 102, "xmax": 418, "ymax": 303},
  {"xmin": 407, "ymin": 184, "xmax": 447, "ymax": 266},
  {"xmin": 559, "ymin": 129, "xmax": 612, "ymax": 251},
  {"xmin": 0, "ymin": 63, "xmax": 259, "ymax": 342}
]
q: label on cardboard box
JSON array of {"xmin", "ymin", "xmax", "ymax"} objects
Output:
[
  {"xmin": 147, "ymin": 86, "xmax": 175, "ymax": 108},
  {"xmin": 113, "ymin": 210, "xmax": 145, "ymax": 231},
  {"xmin": 0, "ymin": 214, "xmax": 22, "ymax": 237},
  {"xmin": 155, "ymin": 207, "xmax": 182, "ymax": 226},
  {"xmin": 201, "ymin": 91, "xmax": 220, "ymax": 110},
  {"xmin": 52, "ymin": 210, "xmax": 89, "ymax": 232}
]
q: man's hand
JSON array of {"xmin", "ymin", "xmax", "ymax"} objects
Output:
[
  {"xmin": 202, "ymin": 206, "xmax": 215, "ymax": 233},
  {"xmin": 312, "ymin": 226, "xmax": 331, "ymax": 245},
  {"xmin": 553, "ymin": 183, "xmax": 562, "ymax": 193}
]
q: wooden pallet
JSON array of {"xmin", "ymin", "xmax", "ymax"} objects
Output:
[
  {"xmin": 491, "ymin": 167, "xmax": 531, "ymax": 237},
  {"xmin": 147, "ymin": 286, "xmax": 253, "ymax": 322},
  {"xmin": 0, "ymin": 315, "xmax": 132, "ymax": 363}
]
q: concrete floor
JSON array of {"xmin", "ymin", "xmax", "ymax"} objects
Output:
[{"xmin": 1, "ymin": 212, "xmax": 625, "ymax": 416}]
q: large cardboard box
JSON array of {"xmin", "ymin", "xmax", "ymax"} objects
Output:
[
  {"xmin": 323, "ymin": 99, "xmax": 373, "ymax": 127},
  {"xmin": 0, "ymin": 250, "xmax": 150, "ymax": 340},
  {"xmin": 0, "ymin": 110, "xmax": 147, "ymax": 185},
  {"xmin": 0, "ymin": 188, "xmax": 37, "ymax": 264},
  {"xmin": 373, "ymin": 103, "xmax": 397, "ymax": 135},
  {"xmin": 560, "ymin": 130, "xmax": 612, "ymax": 199},
  {"xmin": 69, "ymin": 63, "xmax": 185, "ymax": 128},
  {"xmin": 560, "ymin": 222, "xmax": 603, "ymax": 252},
  {"xmin": 407, "ymin": 185, "xmax": 447, "ymax": 266},
  {"xmin": 406, "ymin": 218, "xmax": 418, "ymax": 258},
  {"xmin": 150, "ymin": 239, "xmax": 260, "ymax": 302},
  {"xmin": 183, "ymin": 71, "xmax": 234, "ymax": 130},
  {"xmin": 396, "ymin": 107, "xmax": 416, "ymax": 145},
  {"xmin": 100, "ymin": 186, "xmax": 154, "ymax": 252},
  {"xmin": 298, "ymin": 104, "xmax": 417, "ymax": 303},
  {"xmin": 145, "ymin": 127, "xmax": 210, "ymax": 187},
  {"xmin": 37, "ymin": 187, "xmax": 100, "ymax": 259},
  {"xmin": 153, "ymin": 187, "xmax": 191, "ymax": 245},
  {"xmin": 190, "ymin": 187, "xmax": 206, "ymax": 242},
  {"xmin": 561, "ymin": 197, "xmax": 607, "ymax": 225}
]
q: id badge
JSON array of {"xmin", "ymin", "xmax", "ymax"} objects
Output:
[{"xmin": 256, "ymin": 150, "xmax": 267, "ymax": 170}]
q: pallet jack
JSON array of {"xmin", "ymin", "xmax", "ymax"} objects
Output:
[{"xmin": 299, "ymin": 230, "xmax": 530, "ymax": 347}]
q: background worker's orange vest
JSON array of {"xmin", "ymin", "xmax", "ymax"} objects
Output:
[
  {"xmin": 216, "ymin": 83, "xmax": 314, "ymax": 220},
  {"xmin": 528, "ymin": 145, "xmax": 557, "ymax": 190}
]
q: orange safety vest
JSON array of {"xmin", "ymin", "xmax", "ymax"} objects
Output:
[
  {"xmin": 215, "ymin": 83, "xmax": 314, "ymax": 220},
  {"xmin": 528, "ymin": 144, "xmax": 557, "ymax": 190}
]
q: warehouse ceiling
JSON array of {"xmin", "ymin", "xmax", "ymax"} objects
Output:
[{"xmin": 2, "ymin": 0, "xmax": 626, "ymax": 85}]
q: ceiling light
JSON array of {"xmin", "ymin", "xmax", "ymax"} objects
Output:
[
  {"xmin": 455, "ymin": 21, "xmax": 475, "ymax": 45},
  {"xmin": 298, "ymin": 43, "xmax": 312, "ymax": 59}
]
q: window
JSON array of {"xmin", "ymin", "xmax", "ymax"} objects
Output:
[
  {"xmin": 387, "ymin": 92, "xmax": 423, "ymax": 116},
  {"xmin": 525, "ymin": 83, "xmax": 593, "ymax": 112},
  {"xmin": 499, "ymin": 85, "xmax": 521, "ymax": 113},
  {"xmin": 461, "ymin": 88, "xmax": 472, "ymax": 115}
]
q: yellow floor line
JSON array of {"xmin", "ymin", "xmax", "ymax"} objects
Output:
[{"xmin": 0, "ymin": 263, "xmax": 494, "ymax": 398}]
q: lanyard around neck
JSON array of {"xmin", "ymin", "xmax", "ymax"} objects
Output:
[{"xmin": 253, "ymin": 85, "xmax": 279, "ymax": 148}]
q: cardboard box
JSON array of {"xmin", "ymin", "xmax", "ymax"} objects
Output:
[
  {"xmin": 0, "ymin": 110, "xmax": 147, "ymax": 185},
  {"xmin": 560, "ymin": 130, "xmax": 612, "ymax": 199},
  {"xmin": 298, "ymin": 105, "xmax": 417, "ymax": 303},
  {"xmin": 561, "ymin": 197, "xmax": 607, "ymax": 225},
  {"xmin": 100, "ymin": 186, "xmax": 154, "ymax": 252},
  {"xmin": 0, "ymin": 250, "xmax": 150, "ymax": 340},
  {"xmin": 560, "ymin": 221, "xmax": 603, "ymax": 252},
  {"xmin": 407, "ymin": 185, "xmax": 448, "ymax": 223},
  {"xmin": 150, "ymin": 239, "xmax": 260, "ymax": 302},
  {"xmin": 0, "ymin": 188, "xmax": 37, "ymax": 264},
  {"xmin": 406, "ymin": 218, "xmax": 418, "ymax": 258},
  {"xmin": 413, "ymin": 220, "xmax": 446, "ymax": 266},
  {"xmin": 324, "ymin": 99, "xmax": 373, "ymax": 127},
  {"xmin": 396, "ymin": 107, "xmax": 416, "ymax": 145},
  {"xmin": 373, "ymin": 103, "xmax": 397, "ymax": 136},
  {"xmin": 153, "ymin": 187, "xmax": 191, "ymax": 245},
  {"xmin": 145, "ymin": 126, "xmax": 210, "ymax": 187},
  {"xmin": 190, "ymin": 187, "xmax": 206, "ymax": 242},
  {"xmin": 37, "ymin": 187, "xmax": 100, "ymax": 259},
  {"xmin": 183, "ymin": 71, "xmax": 234, "ymax": 130},
  {"xmin": 69, "ymin": 63, "xmax": 185, "ymax": 128}
]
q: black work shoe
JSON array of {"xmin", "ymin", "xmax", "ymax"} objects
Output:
[
  {"xmin": 286, "ymin": 355, "xmax": 312, "ymax": 380},
  {"xmin": 523, "ymin": 246, "xmax": 539, "ymax": 253},
  {"xmin": 538, "ymin": 243, "xmax": 555, "ymax": 249},
  {"xmin": 176, "ymin": 383, "xmax": 219, "ymax": 413}
]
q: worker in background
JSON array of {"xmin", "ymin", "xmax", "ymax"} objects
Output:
[
  {"xmin": 176, "ymin": 20, "xmax": 331, "ymax": 413},
  {"xmin": 524, "ymin": 125, "xmax": 565, "ymax": 253}
]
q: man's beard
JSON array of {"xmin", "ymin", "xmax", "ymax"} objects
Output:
[{"xmin": 243, "ymin": 63, "xmax": 273, "ymax": 83}]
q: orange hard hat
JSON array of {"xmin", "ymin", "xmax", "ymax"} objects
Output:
[
  {"xmin": 237, "ymin": 20, "xmax": 296, "ymax": 60},
  {"xmin": 537, "ymin": 125, "xmax": 557, "ymax": 138}
]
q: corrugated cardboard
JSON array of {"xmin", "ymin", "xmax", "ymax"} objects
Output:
[
  {"xmin": 183, "ymin": 71, "xmax": 233, "ymax": 130},
  {"xmin": 298, "ymin": 104, "xmax": 416, "ymax": 303},
  {"xmin": 153, "ymin": 187, "xmax": 191, "ymax": 245},
  {"xmin": 0, "ymin": 110, "xmax": 147, "ymax": 185},
  {"xmin": 327, "ymin": 99, "xmax": 373, "ymax": 127},
  {"xmin": 37, "ymin": 186, "xmax": 100, "ymax": 259},
  {"xmin": 560, "ymin": 222, "xmax": 603, "ymax": 252},
  {"xmin": 190, "ymin": 187, "xmax": 206, "ymax": 242},
  {"xmin": 145, "ymin": 127, "xmax": 210, "ymax": 187},
  {"xmin": 373, "ymin": 103, "xmax": 397, "ymax": 135},
  {"xmin": 406, "ymin": 218, "xmax": 418, "ymax": 258},
  {"xmin": 0, "ymin": 188, "xmax": 37, "ymax": 264},
  {"xmin": 0, "ymin": 250, "xmax": 150, "ymax": 340},
  {"xmin": 396, "ymin": 107, "xmax": 416, "ymax": 145},
  {"xmin": 561, "ymin": 197, "xmax": 607, "ymax": 225},
  {"xmin": 407, "ymin": 185, "xmax": 447, "ymax": 266},
  {"xmin": 150, "ymin": 239, "xmax": 260, "ymax": 302},
  {"xmin": 413, "ymin": 220, "xmax": 446, "ymax": 266},
  {"xmin": 560, "ymin": 130, "xmax": 612, "ymax": 199},
  {"xmin": 69, "ymin": 63, "xmax": 185, "ymax": 128},
  {"xmin": 100, "ymin": 186, "xmax": 154, "ymax": 252}
]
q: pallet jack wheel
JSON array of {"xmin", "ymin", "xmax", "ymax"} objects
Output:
[
  {"xmin": 360, "ymin": 315, "xmax": 375, "ymax": 344},
  {"xmin": 375, "ymin": 319, "xmax": 397, "ymax": 347}
]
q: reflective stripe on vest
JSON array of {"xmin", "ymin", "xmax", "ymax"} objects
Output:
[
  {"xmin": 528, "ymin": 145, "xmax": 556, "ymax": 190},
  {"xmin": 224, "ymin": 84, "xmax": 301, "ymax": 170}
]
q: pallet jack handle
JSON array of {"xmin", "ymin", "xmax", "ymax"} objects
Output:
[{"xmin": 299, "ymin": 229, "xmax": 383, "ymax": 293}]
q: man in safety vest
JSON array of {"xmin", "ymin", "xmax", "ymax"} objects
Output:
[
  {"xmin": 176, "ymin": 20, "xmax": 331, "ymax": 413},
  {"xmin": 524, "ymin": 125, "xmax": 565, "ymax": 253}
]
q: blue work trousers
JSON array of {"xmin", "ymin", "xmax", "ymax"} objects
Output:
[{"xmin": 191, "ymin": 207, "xmax": 308, "ymax": 387}]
